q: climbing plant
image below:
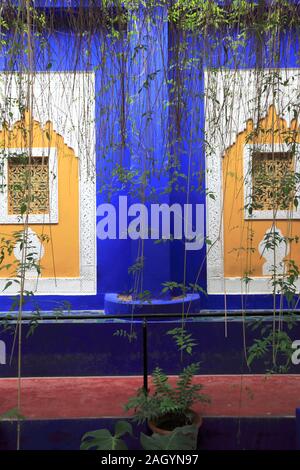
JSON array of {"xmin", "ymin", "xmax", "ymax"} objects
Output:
[{"xmin": 0, "ymin": 0, "xmax": 300, "ymax": 449}]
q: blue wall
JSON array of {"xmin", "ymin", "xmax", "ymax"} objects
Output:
[
  {"xmin": 1, "ymin": 315, "xmax": 300, "ymax": 377},
  {"xmin": 0, "ymin": 2, "xmax": 299, "ymax": 313}
]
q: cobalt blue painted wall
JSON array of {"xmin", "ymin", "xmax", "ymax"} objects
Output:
[
  {"xmin": 0, "ymin": 2, "xmax": 299, "ymax": 312},
  {"xmin": 1, "ymin": 315, "xmax": 300, "ymax": 377}
]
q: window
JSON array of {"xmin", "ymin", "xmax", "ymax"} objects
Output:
[
  {"xmin": 0, "ymin": 148, "xmax": 58, "ymax": 224},
  {"xmin": 244, "ymin": 144, "xmax": 300, "ymax": 220},
  {"xmin": 8, "ymin": 155, "xmax": 49, "ymax": 215},
  {"xmin": 251, "ymin": 151, "xmax": 294, "ymax": 211}
]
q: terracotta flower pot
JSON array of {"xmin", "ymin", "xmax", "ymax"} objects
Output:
[{"xmin": 148, "ymin": 410, "xmax": 203, "ymax": 436}]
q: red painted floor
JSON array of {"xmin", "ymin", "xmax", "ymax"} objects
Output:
[{"xmin": 0, "ymin": 375, "xmax": 299, "ymax": 419}]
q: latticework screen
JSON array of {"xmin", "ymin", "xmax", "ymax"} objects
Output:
[
  {"xmin": 8, "ymin": 156, "xmax": 49, "ymax": 214},
  {"xmin": 252, "ymin": 152, "xmax": 294, "ymax": 211}
]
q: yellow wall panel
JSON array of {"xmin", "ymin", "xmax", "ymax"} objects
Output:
[
  {"xmin": 223, "ymin": 105, "xmax": 300, "ymax": 279},
  {"xmin": 0, "ymin": 111, "xmax": 79, "ymax": 279}
]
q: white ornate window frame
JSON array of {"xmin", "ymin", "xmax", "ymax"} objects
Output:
[
  {"xmin": 205, "ymin": 68, "xmax": 300, "ymax": 295},
  {"xmin": 0, "ymin": 72, "xmax": 97, "ymax": 296},
  {"xmin": 0, "ymin": 147, "xmax": 58, "ymax": 224},
  {"xmin": 244, "ymin": 143, "xmax": 300, "ymax": 220}
]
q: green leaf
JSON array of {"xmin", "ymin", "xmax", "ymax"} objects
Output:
[
  {"xmin": 115, "ymin": 420, "xmax": 133, "ymax": 438},
  {"xmin": 0, "ymin": 407, "xmax": 25, "ymax": 421},
  {"xmin": 80, "ymin": 421, "xmax": 131, "ymax": 450},
  {"xmin": 140, "ymin": 425, "xmax": 198, "ymax": 450},
  {"xmin": 114, "ymin": 439, "xmax": 129, "ymax": 450},
  {"xmin": 3, "ymin": 280, "xmax": 12, "ymax": 291},
  {"xmin": 20, "ymin": 203, "xmax": 27, "ymax": 215},
  {"xmin": 81, "ymin": 429, "xmax": 114, "ymax": 450}
]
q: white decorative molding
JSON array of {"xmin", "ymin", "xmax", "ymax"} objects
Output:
[
  {"xmin": 0, "ymin": 147, "xmax": 58, "ymax": 224},
  {"xmin": 0, "ymin": 278, "xmax": 95, "ymax": 296},
  {"xmin": 13, "ymin": 227, "xmax": 45, "ymax": 278},
  {"xmin": 0, "ymin": 72, "xmax": 96, "ymax": 296},
  {"xmin": 244, "ymin": 143, "xmax": 300, "ymax": 220},
  {"xmin": 205, "ymin": 68, "xmax": 300, "ymax": 295},
  {"xmin": 0, "ymin": 72, "xmax": 96, "ymax": 159},
  {"xmin": 258, "ymin": 226, "xmax": 289, "ymax": 276},
  {"xmin": 0, "ymin": 340, "xmax": 5, "ymax": 365}
]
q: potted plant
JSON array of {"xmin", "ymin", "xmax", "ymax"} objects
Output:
[{"xmin": 124, "ymin": 362, "xmax": 210, "ymax": 435}]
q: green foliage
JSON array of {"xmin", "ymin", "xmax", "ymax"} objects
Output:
[
  {"xmin": 0, "ymin": 407, "xmax": 25, "ymax": 422},
  {"xmin": 81, "ymin": 421, "xmax": 132, "ymax": 450},
  {"xmin": 161, "ymin": 281, "xmax": 207, "ymax": 297},
  {"xmin": 169, "ymin": 0, "xmax": 228, "ymax": 31},
  {"xmin": 167, "ymin": 327, "xmax": 197, "ymax": 355},
  {"xmin": 80, "ymin": 421, "xmax": 198, "ymax": 451},
  {"xmin": 26, "ymin": 307, "xmax": 42, "ymax": 338},
  {"xmin": 136, "ymin": 290, "xmax": 152, "ymax": 303},
  {"xmin": 113, "ymin": 328, "xmax": 137, "ymax": 342},
  {"xmin": 128, "ymin": 256, "xmax": 145, "ymax": 274},
  {"xmin": 124, "ymin": 363, "xmax": 210, "ymax": 425},
  {"xmin": 2, "ymin": 3, "xmax": 300, "ymax": 454},
  {"xmin": 271, "ymin": 259, "xmax": 300, "ymax": 304},
  {"xmin": 247, "ymin": 322, "xmax": 294, "ymax": 373},
  {"xmin": 168, "ymin": 0, "xmax": 298, "ymax": 34},
  {"xmin": 140, "ymin": 424, "xmax": 198, "ymax": 450},
  {"xmin": 244, "ymin": 145, "xmax": 300, "ymax": 371}
]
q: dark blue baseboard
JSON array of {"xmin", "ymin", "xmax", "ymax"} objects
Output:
[{"xmin": 0, "ymin": 417, "xmax": 296, "ymax": 450}]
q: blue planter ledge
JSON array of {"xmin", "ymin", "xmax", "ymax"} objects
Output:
[{"xmin": 104, "ymin": 293, "xmax": 201, "ymax": 315}]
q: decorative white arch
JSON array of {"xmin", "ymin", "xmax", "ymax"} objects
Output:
[
  {"xmin": 0, "ymin": 72, "xmax": 96, "ymax": 296},
  {"xmin": 205, "ymin": 68, "xmax": 300, "ymax": 295}
]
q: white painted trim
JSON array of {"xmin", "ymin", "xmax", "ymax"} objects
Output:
[
  {"xmin": 0, "ymin": 72, "xmax": 97, "ymax": 159},
  {"xmin": 0, "ymin": 277, "xmax": 96, "ymax": 295},
  {"xmin": 0, "ymin": 72, "xmax": 97, "ymax": 296},
  {"xmin": 204, "ymin": 70, "xmax": 225, "ymax": 296},
  {"xmin": 0, "ymin": 147, "xmax": 58, "ymax": 224},
  {"xmin": 244, "ymin": 143, "xmax": 300, "ymax": 220},
  {"xmin": 205, "ymin": 68, "xmax": 300, "ymax": 295},
  {"xmin": 209, "ymin": 277, "xmax": 300, "ymax": 295}
]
